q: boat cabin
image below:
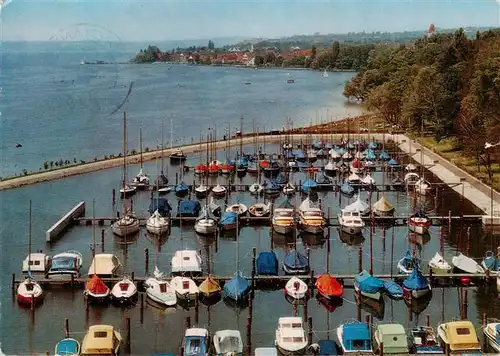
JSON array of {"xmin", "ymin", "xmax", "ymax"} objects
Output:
[
  {"xmin": 81, "ymin": 325, "xmax": 121, "ymax": 356},
  {"xmin": 87, "ymin": 254, "xmax": 121, "ymax": 277},
  {"xmin": 171, "ymin": 250, "xmax": 202, "ymax": 275},
  {"xmin": 182, "ymin": 328, "xmax": 209, "ymax": 356},
  {"xmin": 438, "ymin": 321, "xmax": 481, "ymax": 353},
  {"xmin": 410, "ymin": 326, "xmax": 442, "ymax": 353},
  {"xmin": 49, "ymin": 251, "xmax": 82, "ymax": 277},
  {"xmin": 22, "ymin": 252, "xmax": 51, "ymax": 274},
  {"xmin": 374, "ymin": 324, "xmax": 409, "ymax": 354},
  {"xmin": 340, "ymin": 323, "xmax": 371, "ymax": 352},
  {"xmin": 276, "ymin": 317, "xmax": 307, "ymax": 348},
  {"xmin": 213, "ymin": 329, "xmax": 243, "ymax": 355}
]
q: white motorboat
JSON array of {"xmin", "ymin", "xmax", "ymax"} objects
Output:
[
  {"xmin": 428, "ymin": 252, "xmax": 452, "ymax": 275},
  {"xmin": 17, "ymin": 277, "xmax": 43, "ymax": 306},
  {"xmin": 404, "ymin": 172, "xmax": 420, "ymax": 186},
  {"xmin": 297, "ymin": 198, "xmax": 325, "ymax": 234},
  {"xmin": 249, "ymin": 182, "xmax": 264, "ymax": 195},
  {"xmin": 483, "ymin": 322, "xmax": 500, "ymax": 353},
  {"xmin": 146, "ymin": 210, "xmax": 169, "ymax": 235},
  {"xmin": 194, "ymin": 183, "xmax": 210, "ymax": 197},
  {"xmin": 144, "ymin": 267, "xmax": 177, "ymax": 306},
  {"xmin": 284, "ymin": 276, "xmax": 308, "ymax": 300},
  {"xmin": 169, "ymin": 149, "xmax": 187, "ymax": 162},
  {"xmin": 171, "ymin": 250, "xmax": 202, "ymax": 275},
  {"xmin": 112, "ymin": 212, "xmax": 140, "ymax": 237},
  {"xmin": 213, "ymin": 330, "xmax": 243, "ymax": 355},
  {"xmin": 110, "ymin": 277, "xmax": 138, "ymax": 305},
  {"xmin": 249, "ymin": 202, "xmax": 271, "ymax": 217},
  {"xmin": 329, "ymin": 149, "xmax": 341, "ymax": 161},
  {"xmin": 48, "ymin": 250, "xmax": 83, "ymax": 278},
  {"xmin": 272, "ymin": 203, "xmax": 296, "ymax": 235},
  {"xmin": 451, "ymin": 253, "xmax": 485, "ymax": 274},
  {"xmin": 324, "ymin": 160, "xmax": 337, "ymax": 176},
  {"xmin": 212, "ymin": 184, "xmax": 227, "ymax": 197},
  {"xmin": 406, "ymin": 163, "xmax": 418, "ymax": 172},
  {"xmin": 194, "ymin": 207, "xmax": 217, "ymax": 235},
  {"xmin": 22, "ymin": 252, "xmax": 51, "ymax": 275},
  {"xmin": 275, "ymin": 317, "xmax": 308, "ymax": 355},
  {"xmin": 415, "ymin": 178, "xmax": 432, "ymax": 196},
  {"xmin": 226, "ymin": 203, "xmax": 248, "ymax": 216},
  {"xmin": 282, "ymin": 182, "xmax": 296, "ymax": 195},
  {"xmin": 158, "ymin": 186, "xmax": 172, "ymax": 194},
  {"xmin": 342, "ymin": 151, "xmax": 353, "ymax": 161},
  {"xmin": 338, "ymin": 209, "xmax": 365, "ymax": 235},
  {"xmin": 170, "ymin": 276, "xmax": 199, "ymax": 300},
  {"xmin": 344, "ymin": 194, "xmax": 370, "ymax": 215},
  {"xmin": 355, "ymin": 151, "xmax": 365, "ymax": 160}
]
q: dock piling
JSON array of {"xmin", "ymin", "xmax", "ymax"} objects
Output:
[
  {"xmin": 124, "ymin": 317, "xmax": 131, "ymax": 354},
  {"xmin": 112, "ymin": 189, "xmax": 115, "ymax": 205},
  {"xmin": 379, "ymin": 342, "xmax": 384, "ymax": 356},
  {"xmin": 144, "ymin": 248, "xmax": 149, "ymax": 275},
  {"xmin": 463, "ymin": 289, "xmax": 468, "ymax": 319},
  {"xmin": 185, "ymin": 316, "xmax": 191, "ymax": 329},
  {"xmin": 251, "ymin": 247, "xmax": 256, "ymax": 300},
  {"xmin": 11, "ymin": 273, "xmax": 15, "ymax": 293},
  {"xmin": 64, "ymin": 318, "xmax": 69, "ymax": 338},
  {"xmin": 358, "ymin": 246, "xmax": 362, "ymax": 273},
  {"xmin": 309, "ymin": 269, "xmax": 314, "ymax": 298},
  {"xmin": 307, "ymin": 317, "xmax": 313, "ymax": 344},
  {"xmin": 246, "ymin": 294, "xmax": 253, "ymax": 356},
  {"xmin": 140, "ymin": 293, "xmax": 144, "ymax": 324},
  {"xmin": 101, "ymin": 229, "xmax": 105, "ymax": 252},
  {"xmin": 194, "ymin": 294, "xmax": 199, "ymax": 325}
]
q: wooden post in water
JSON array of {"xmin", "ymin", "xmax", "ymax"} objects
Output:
[
  {"xmin": 365, "ymin": 314, "xmax": 371, "ymax": 335},
  {"xmin": 246, "ymin": 294, "xmax": 253, "ymax": 356},
  {"xmin": 194, "ymin": 293, "xmax": 199, "ymax": 325},
  {"xmin": 426, "ymin": 314, "xmax": 430, "ymax": 327},
  {"xmin": 11, "ymin": 273, "xmax": 15, "ymax": 294},
  {"xmin": 64, "ymin": 318, "xmax": 69, "ymax": 338},
  {"xmin": 185, "ymin": 316, "xmax": 191, "ymax": 329},
  {"xmin": 448, "ymin": 210, "xmax": 451, "ymax": 232},
  {"xmin": 112, "ymin": 189, "xmax": 116, "ymax": 206},
  {"xmin": 125, "ymin": 317, "xmax": 131, "ymax": 354},
  {"xmin": 462, "ymin": 289, "xmax": 468, "ymax": 319},
  {"xmin": 101, "ymin": 229, "xmax": 105, "ymax": 253},
  {"xmin": 369, "ymin": 214, "xmax": 374, "ymax": 275},
  {"xmin": 307, "ymin": 317, "xmax": 313, "ymax": 345},
  {"xmin": 309, "ymin": 268, "xmax": 314, "ymax": 298},
  {"xmin": 327, "ymin": 207, "xmax": 331, "ymax": 274},
  {"xmin": 140, "ymin": 293, "xmax": 144, "ymax": 324},
  {"xmin": 358, "ymin": 246, "xmax": 362, "ymax": 273},
  {"xmin": 379, "ymin": 342, "xmax": 384, "ymax": 356},
  {"xmin": 251, "ymin": 247, "xmax": 256, "ymax": 300},
  {"xmin": 408, "ymin": 293, "xmax": 413, "ymax": 322},
  {"xmin": 144, "ymin": 248, "xmax": 149, "ymax": 275}
]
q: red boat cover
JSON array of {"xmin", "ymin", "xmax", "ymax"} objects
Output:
[
  {"xmin": 208, "ymin": 164, "xmax": 219, "ymax": 172},
  {"xmin": 86, "ymin": 275, "xmax": 109, "ymax": 294},
  {"xmin": 195, "ymin": 164, "xmax": 207, "ymax": 171},
  {"xmin": 352, "ymin": 160, "xmax": 363, "ymax": 168},
  {"xmin": 259, "ymin": 160, "xmax": 270, "ymax": 168},
  {"xmin": 315, "ymin": 274, "xmax": 343, "ymax": 297}
]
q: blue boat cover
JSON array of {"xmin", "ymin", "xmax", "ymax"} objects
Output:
[
  {"xmin": 284, "ymin": 250, "xmax": 309, "ymax": 270},
  {"xmin": 301, "ymin": 179, "xmax": 318, "ymax": 193},
  {"xmin": 298, "ymin": 161, "xmax": 311, "ymax": 169},
  {"xmin": 388, "ymin": 158, "xmax": 399, "ymax": 166},
  {"xmin": 368, "ymin": 142, "xmax": 377, "ymax": 150},
  {"xmin": 341, "ymin": 182, "xmax": 354, "ymax": 195},
  {"xmin": 337, "ymin": 148, "xmax": 346, "ymax": 155},
  {"xmin": 318, "ymin": 340, "xmax": 340, "ymax": 355},
  {"xmin": 311, "ymin": 140, "xmax": 323, "ymax": 150},
  {"xmin": 56, "ymin": 339, "xmax": 79, "ymax": 355},
  {"xmin": 51, "ymin": 256, "xmax": 78, "ymax": 271},
  {"xmin": 379, "ymin": 151, "xmax": 390, "ymax": 160},
  {"xmin": 148, "ymin": 198, "xmax": 172, "ymax": 216},
  {"xmin": 496, "ymin": 324, "xmax": 500, "ymax": 344},
  {"xmin": 365, "ymin": 150, "xmax": 376, "ymax": 160},
  {"xmin": 223, "ymin": 272, "xmax": 250, "ymax": 300},
  {"xmin": 316, "ymin": 173, "xmax": 331, "ymax": 185},
  {"xmin": 400, "ymin": 250, "xmax": 415, "ymax": 270},
  {"xmin": 294, "ymin": 151, "xmax": 306, "ymax": 159},
  {"xmin": 383, "ymin": 281, "xmax": 403, "ymax": 297},
  {"xmin": 178, "ymin": 200, "xmax": 201, "ymax": 216},
  {"xmin": 483, "ymin": 251, "xmax": 498, "ymax": 270},
  {"xmin": 403, "ymin": 266, "xmax": 429, "ymax": 290},
  {"xmin": 225, "ymin": 159, "xmax": 234, "ymax": 166},
  {"xmin": 236, "ymin": 157, "xmax": 248, "ymax": 167},
  {"xmin": 220, "ymin": 212, "xmax": 238, "ymax": 226},
  {"xmin": 275, "ymin": 173, "xmax": 287, "ymax": 185},
  {"xmin": 256, "ymin": 251, "xmax": 279, "ymax": 275},
  {"xmin": 175, "ymin": 182, "xmax": 189, "ymax": 193},
  {"xmin": 264, "ymin": 181, "xmax": 280, "ymax": 191},
  {"xmin": 355, "ymin": 270, "xmax": 384, "ymax": 293},
  {"xmin": 183, "ymin": 335, "xmax": 207, "ymax": 356},
  {"xmin": 343, "ymin": 323, "xmax": 371, "ymax": 343}
]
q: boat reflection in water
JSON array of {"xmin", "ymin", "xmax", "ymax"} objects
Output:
[
  {"xmin": 271, "ymin": 230, "xmax": 296, "ymax": 249},
  {"xmin": 409, "ymin": 232, "xmax": 431, "ymax": 246},
  {"xmin": 300, "ymin": 232, "xmax": 326, "ymax": 249},
  {"xmin": 355, "ymin": 291, "xmax": 385, "ymax": 321},
  {"xmin": 404, "ymin": 289, "xmax": 432, "ymax": 315},
  {"xmin": 339, "ymin": 230, "xmax": 365, "ymax": 246},
  {"xmin": 145, "ymin": 232, "xmax": 168, "ymax": 251},
  {"xmin": 113, "ymin": 231, "xmax": 140, "ymax": 247},
  {"xmin": 316, "ymin": 293, "xmax": 343, "ymax": 313}
]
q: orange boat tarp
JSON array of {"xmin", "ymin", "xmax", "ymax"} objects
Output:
[
  {"xmin": 259, "ymin": 160, "xmax": 270, "ymax": 169},
  {"xmin": 315, "ymin": 274, "xmax": 343, "ymax": 297},
  {"xmin": 199, "ymin": 276, "xmax": 221, "ymax": 296},
  {"xmin": 86, "ymin": 275, "xmax": 109, "ymax": 294}
]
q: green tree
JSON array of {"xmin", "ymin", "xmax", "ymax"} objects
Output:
[
  {"xmin": 311, "ymin": 45, "xmax": 317, "ymax": 59},
  {"xmin": 331, "ymin": 41, "xmax": 340, "ymax": 68}
]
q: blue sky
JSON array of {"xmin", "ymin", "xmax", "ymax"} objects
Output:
[{"xmin": 1, "ymin": 0, "xmax": 499, "ymax": 41}]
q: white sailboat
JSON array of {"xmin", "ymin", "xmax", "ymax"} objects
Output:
[
  {"xmin": 110, "ymin": 276, "xmax": 138, "ymax": 305},
  {"xmin": 130, "ymin": 128, "xmax": 150, "ymax": 189},
  {"xmin": 322, "ymin": 69, "xmax": 329, "ymax": 78},
  {"xmin": 113, "ymin": 112, "xmax": 140, "ymax": 238},
  {"xmin": 194, "ymin": 205, "xmax": 217, "ymax": 235},
  {"xmin": 146, "ymin": 210, "xmax": 169, "ymax": 235}
]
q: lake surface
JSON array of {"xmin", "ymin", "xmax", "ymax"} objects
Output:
[
  {"xmin": 1, "ymin": 43, "xmax": 361, "ymax": 177},
  {"xmin": 1, "ymin": 141, "xmax": 500, "ymax": 354}
]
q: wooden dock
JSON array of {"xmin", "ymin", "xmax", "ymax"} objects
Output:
[{"xmin": 46, "ymin": 201, "xmax": 85, "ymax": 242}]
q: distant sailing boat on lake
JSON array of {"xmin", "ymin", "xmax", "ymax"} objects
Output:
[{"xmin": 322, "ymin": 69, "xmax": 329, "ymax": 78}]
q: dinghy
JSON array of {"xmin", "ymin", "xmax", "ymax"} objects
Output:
[
  {"xmin": 482, "ymin": 251, "xmax": 498, "ymax": 274},
  {"xmin": 402, "ymin": 265, "xmax": 431, "ymax": 299},
  {"xmin": 17, "ymin": 276, "xmax": 44, "ymax": 306},
  {"xmin": 429, "ymin": 252, "xmax": 452, "ymax": 275},
  {"xmin": 213, "ymin": 330, "xmax": 244, "ymax": 355},
  {"xmin": 409, "ymin": 326, "xmax": 443, "ymax": 354},
  {"xmin": 256, "ymin": 251, "xmax": 279, "ymax": 275},
  {"xmin": 350, "ymin": 159, "xmax": 364, "ymax": 174},
  {"xmin": 194, "ymin": 206, "xmax": 217, "ymax": 235},
  {"xmin": 383, "ymin": 280, "xmax": 403, "ymax": 299},
  {"xmin": 84, "ymin": 274, "xmax": 110, "ymax": 304},
  {"xmin": 354, "ymin": 270, "xmax": 384, "ymax": 300},
  {"xmin": 144, "ymin": 267, "xmax": 177, "ymax": 306},
  {"xmin": 275, "ymin": 317, "xmax": 308, "ymax": 355},
  {"xmin": 182, "ymin": 328, "xmax": 210, "ymax": 356},
  {"xmin": 451, "ymin": 253, "xmax": 485, "ymax": 274},
  {"xmin": 340, "ymin": 182, "xmax": 355, "ymax": 198},
  {"xmin": 226, "ymin": 203, "xmax": 248, "ymax": 216},
  {"xmin": 315, "ymin": 274, "xmax": 343, "ymax": 300},
  {"xmin": 249, "ymin": 202, "xmax": 271, "ymax": 218},
  {"xmin": 54, "ymin": 338, "xmax": 80, "ymax": 356},
  {"xmin": 198, "ymin": 275, "xmax": 222, "ymax": 303},
  {"xmin": 249, "ymin": 182, "xmax": 264, "ymax": 195},
  {"xmin": 373, "ymin": 196, "xmax": 394, "ymax": 216},
  {"xmin": 283, "ymin": 249, "xmax": 309, "ymax": 274},
  {"xmin": 284, "ymin": 276, "xmax": 308, "ymax": 301},
  {"xmin": 408, "ymin": 208, "xmax": 432, "ymax": 234},
  {"xmin": 483, "ymin": 323, "xmax": 500, "ymax": 353},
  {"xmin": 110, "ymin": 277, "xmax": 138, "ymax": 305},
  {"xmin": 397, "ymin": 250, "xmax": 418, "ymax": 274}
]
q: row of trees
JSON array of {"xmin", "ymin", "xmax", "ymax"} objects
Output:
[{"xmin": 343, "ymin": 29, "xmax": 500, "ymax": 160}]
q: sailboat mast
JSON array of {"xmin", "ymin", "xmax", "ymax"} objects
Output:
[
  {"xmin": 140, "ymin": 127, "xmax": 143, "ymax": 169},
  {"xmin": 122, "ymin": 112, "xmax": 127, "ymax": 214},
  {"xmin": 240, "ymin": 116, "xmax": 243, "ymax": 157},
  {"xmin": 92, "ymin": 198, "xmax": 96, "ymax": 258},
  {"xmin": 170, "ymin": 117, "xmax": 173, "ymax": 149},
  {"xmin": 28, "ymin": 200, "xmax": 32, "ymax": 270},
  {"xmin": 161, "ymin": 120, "xmax": 165, "ymax": 174}
]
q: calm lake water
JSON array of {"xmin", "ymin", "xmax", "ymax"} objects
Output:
[
  {"xmin": 1, "ymin": 140, "xmax": 500, "ymax": 354},
  {"xmin": 1, "ymin": 44, "xmax": 361, "ymax": 178}
]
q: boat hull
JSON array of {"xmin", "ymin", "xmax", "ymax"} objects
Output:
[
  {"xmin": 85, "ymin": 291, "xmax": 110, "ymax": 305},
  {"xmin": 112, "ymin": 219, "xmax": 140, "ymax": 237},
  {"xmin": 194, "ymin": 223, "xmax": 217, "ymax": 235},
  {"xmin": 276, "ymin": 344, "xmax": 307, "ymax": 355},
  {"xmin": 484, "ymin": 327, "xmax": 500, "ymax": 353},
  {"xmin": 111, "ymin": 293, "xmax": 138, "ymax": 306},
  {"xmin": 283, "ymin": 264, "xmax": 309, "ymax": 275},
  {"xmin": 403, "ymin": 285, "xmax": 431, "ymax": 299},
  {"xmin": 17, "ymin": 292, "xmax": 44, "ymax": 306},
  {"xmin": 408, "ymin": 218, "xmax": 431, "ymax": 235},
  {"xmin": 299, "ymin": 223, "xmax": 324, "ymax": 235},
  {"xmin": 146, "ymin": 222, "xmax": 169, "ymax": 235},
  {"xmin": 340, "ymin": 224, "xmax": 363, "ymax": 235},
  {"xmin": 354, "ymin": 285, "xmax": 382, "ymax": 301},
  {"xmin": 273, "ymin": 224, "xmax": 295, "ymax": 235}
]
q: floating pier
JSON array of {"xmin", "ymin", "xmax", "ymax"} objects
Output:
[{"xmin": 45, "ymin": 201, "xmax": 85, "ymax": 242}]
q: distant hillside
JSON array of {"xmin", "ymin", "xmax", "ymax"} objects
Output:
[{"xmin": 228, "ymin": 27, "xmax": 496, "ymax": 51}]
